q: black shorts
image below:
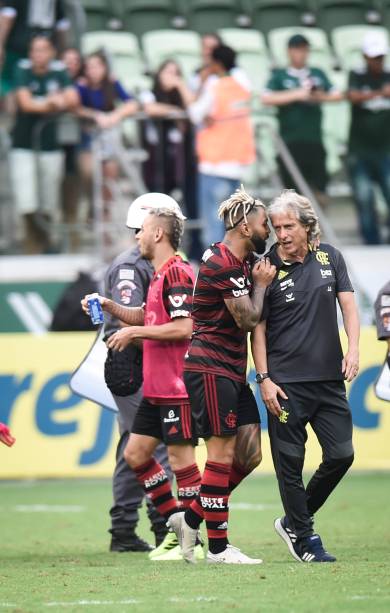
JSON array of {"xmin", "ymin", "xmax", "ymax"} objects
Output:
[
  {"xmin": 132, "ymin": 397, "xmax": 197, "ymax": 446},
  {"xmin": 184, "ymin": 371, "xmax": 260, "ymax": 438}
]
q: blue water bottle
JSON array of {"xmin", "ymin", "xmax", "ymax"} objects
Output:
[{"xmin": 87, "ymin": 293, "xmax": 104, "ymax": 325}]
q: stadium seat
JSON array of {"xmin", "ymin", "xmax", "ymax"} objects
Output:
[
  {"xmin": 311, "ymin": 1, "xmax": 370, "ymax": 36},
  {"xmin": 142, "ymin": 30, "xmax": 202, "ymax": 79},
  {"xmin": 244, "ymin": 1, "xmax": 305, "ymax": 38},
  {"xmin": 81, "ymin": 31, "xmax": 148, "ymax": 92},
  {"xmin": 180, "ymin": 0, "xmax": 243, "ymax": 34},
  {"xmin": 81, "ymin": 0, "xmax": 118, "ymax": 31},
  {"xmin": 218, "ymin": 28, "xmax": 271, "ymax": 92},
  {"xmin": 331, "ymin": 25, "xmax": 389, "ymax": 71},
  {"xmin": 121, "ymin": 0, "xmax": 177, "ymax": 38},
  {"xmin": 268, "ymin": 26, "xmax": 334, "ymax": 72}
]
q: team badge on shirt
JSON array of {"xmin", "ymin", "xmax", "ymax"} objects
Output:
[
  {"xmin": 315, "ymin": 251, "xmax": 330, "ymax": 265},
  {"xmin": 117, "ymin": 280, "xmax": 136, "ymax": 304}
]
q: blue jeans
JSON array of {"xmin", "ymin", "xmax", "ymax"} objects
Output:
[
  {"xmin": 347, "ymin": 152, "xmax": 390, "ymax": 244},
  {"xmin": 198, "ymin": 173, "xmax": 240, "ymax": 250}
]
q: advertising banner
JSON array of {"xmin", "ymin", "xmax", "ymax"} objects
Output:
[{"xmin": 0, "ymin": 328, "xmax": 389, "ymax": 478}]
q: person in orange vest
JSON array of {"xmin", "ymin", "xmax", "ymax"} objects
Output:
[{"xmin": 187, "ymin": 45, "xmax": 256, "ymax": 250}]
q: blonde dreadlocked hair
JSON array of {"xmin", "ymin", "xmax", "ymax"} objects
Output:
[{"xmin": 218, "ymin": 185, "xmax": 266, "ymax": 230}]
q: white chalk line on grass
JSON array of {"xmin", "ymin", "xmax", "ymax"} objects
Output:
[
  {"xmin": 14, "ymin": 505, "xmax": 86, "ymax": 513},
  {"xmin": 44, "ymin": 597, "xmax": 218, "ymax": 607},
  {"xmin": 229, "ymin": 502, "xmax": 279, "ymax": 511},
  {"xmin": 45, "ymin": 600, "xmax": 140, "ymax": 607},
  {"xmin": 0, "ymin": 604, "xmax": 17, "ymax": 609}
]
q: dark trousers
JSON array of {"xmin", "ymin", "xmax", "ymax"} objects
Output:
[
  {"xmin": 278, "ymin": 141, "xmax": 328, "ymax": 193},
  {"xmin": 268, "ymin": 380, "xmax": 354, "ymax": 540},
  {"xmin": 347, "ymin": 152, "xmax": 390, "ymax": 245},
  {"xmin": 109, "ymin": 392, "xmax": 172, "ymax": 535}
]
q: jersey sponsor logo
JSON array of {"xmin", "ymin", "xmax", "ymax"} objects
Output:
[
  {"xmin": 280, "ymin": 278, "xmax": 294, "ymax": 291},
  {"xmin": 119, "ymin": 268, "xmax": 135, "ymax": 280},
  {"xmin": 117, "ymin": 280, "xmax": 136, "ymax": 305},
  {"xmin": 144, "ymin": 470, "xmax": 166, "ymax": 489},
  {"xmin": 320, "ymin": 268, "xmax": 332, "ymax": 279},
  {"xmin": 285, "ymin": 292, "xmax": 295, "ymax": 303},
  {"xmin": 170, "ymin": 309, "xmax": 190, "ymax": 318},
  {"xmin": 279, "ymin": 408, "xmax": 289, "ymax": 424},
  {"xmin": 200, "ymin": 496, "xmax": 225, "ymax": 509},
  {"xmin": 202, "ymin": 248, "xmax": 213, "ymax": 262},
  {"xmin": 168, "ymin": 425, "xmax": 179, "ymax": 436},
  {"xmin": 225, "ymin": 412, "xmax": 237, "ymax": 429},
  {"xmin": 278, "ymin": 270, "xmax": 288, "ymax": 280},
  {"xmin": 315, "ymin": 250, "xmax": 330, "ymax": 265},
  {"xmin": 232, "ymin": 288, "xmax": 249, "ymax": 298},
  {"xmin": 230, "ymin": 277, "xmax": 246, "ymax": 289},
  {"xmin": 178, "ymin": 485, "xmax": 201, "ymax": 497},
  {"xmin": 163, "ymin": 410, "xmax": 180, "ymax": 424},
  {"xmin": 168, "ymin": 294, "xmax": 187, "ymax": 308}
]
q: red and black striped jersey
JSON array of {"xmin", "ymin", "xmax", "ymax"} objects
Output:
[{"xmin": 184, "ymin": 243, "xmax": 253, "ymax": 382}]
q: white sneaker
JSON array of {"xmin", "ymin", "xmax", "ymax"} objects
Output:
[
  {"xmin": 181, "ymin": 517, "xmax": 199, "ymax": 564},
  {"xmin": 206, "ymin": 544, "xmax": 263, "ymax": 565},
  {"xmin": 167, "ymin": 511, "xmax": 200, "ymax": 564},
  {"xmin": 166, "ymin": 511, "xmax": 185, "ymax": 549}
]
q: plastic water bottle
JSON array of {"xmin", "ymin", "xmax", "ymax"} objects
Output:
[{"xmin": 87, "ymin": 293, "xmax": 104, "ymax": 325}]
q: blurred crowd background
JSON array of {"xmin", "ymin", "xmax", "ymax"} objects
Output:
[{"xmin": 1, "ymin": 0, "xmax": 390, "ymax": 261}]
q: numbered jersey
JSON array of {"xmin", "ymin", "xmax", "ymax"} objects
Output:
[
  {"xmin": 143, "ymin": 255, "xmax": 194, "ymax": 403},
  {"xmin": 184, "ymin": 242, "xmax": 254, "ymax": 383}
]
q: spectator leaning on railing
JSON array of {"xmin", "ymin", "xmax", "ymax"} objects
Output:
[
  {"xmin": 9, "ymin": 34, "xmax": 78, "ymax": 254},
  {"xmin": 346, "ymin": 32, "xmax": 390, "ymax": 245},
  {"xmin": 75, "ymin": 51, "xmax": 139, "ymax": 222},
  {"xmin": 261, "ymin": 34, "xmax": 342, "ymax": 209},
  {"xmin": 0, "ymin": 0, "xmax": 69, "ymax": 112},
  {"xmin": 140, "ymin": 59, "xmax": 197, "ymax": 209}
]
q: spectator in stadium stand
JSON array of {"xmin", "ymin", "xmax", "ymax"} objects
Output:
[
  {"xmin": 346, "ymin": 32, "xmax": 390, "ymax": 245},
  {"xmin": 187, "ymin": 44, "xmax": 256, "ymax": 250},
  {"xmin": 82, "ymin": 198, "xmax": 205, "ymax": 562},
  {"xmin": 252, "ymin": 189, "xmax": 360, "ymax": 563},
  {"xmin": 375, "ymin": 280, "xmax": 390, "ymax": 362},
  {"xmin": 103, "ymin": 194, "xmax": 181, "ymax": 556},
  {"xmin": 140, "ymin": 60, "xmax": 194, "ymax": 196},
  {"xmin": 261, "ymin": 34, "xmax": 342, "ymax": 209},
  {"xmin": 0, "ymin": 0, "xmax": 69, "ymax": 113},
  {"xmin": 140, "ymin": 59, "xmax": 201, "ymax": 258},
  {"xmin": 9, "ymin": 35, "xmax": 78, "ymax": 254},
  {"xmin": 75, "ymin": 52, "xmax": 139, "ymax": 222},
  {"xmin": 188, "ymin": 32, "xmax": 223, "ymax": 94},
  {"xmin": 58, "ymin": 47, "xmax": 85, "ymax": 249}
]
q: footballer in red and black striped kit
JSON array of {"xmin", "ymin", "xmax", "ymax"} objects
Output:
[{"xmin": 175, "ymin": 186, "xmax": 276, "ymax": 565}]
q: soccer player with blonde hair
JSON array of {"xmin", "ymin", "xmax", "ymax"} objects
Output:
[{"xmin": 172, "ymin": 186, "xmax": 276, "ymax": 564}]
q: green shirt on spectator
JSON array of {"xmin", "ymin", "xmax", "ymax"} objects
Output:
[
  {"xmin": 265, "ymin": 66, "xmax": 333, "ymax": 144},
  {"xmin": 348, "ymin": 68, "xmax": 390, "ymax": 155},
  {"xmin": 11, "ymin": 59, "xmax": 72, "ymax": 152}
]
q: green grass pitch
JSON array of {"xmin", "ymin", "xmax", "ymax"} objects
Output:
[{"xmin": 1, "ymin": 473, "xmax": 390, "ymax": 612}]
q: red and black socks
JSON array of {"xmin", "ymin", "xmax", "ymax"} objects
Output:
[{"xmin": 133, "ymin": 458, "xmax": 178, "ymax": 520}]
